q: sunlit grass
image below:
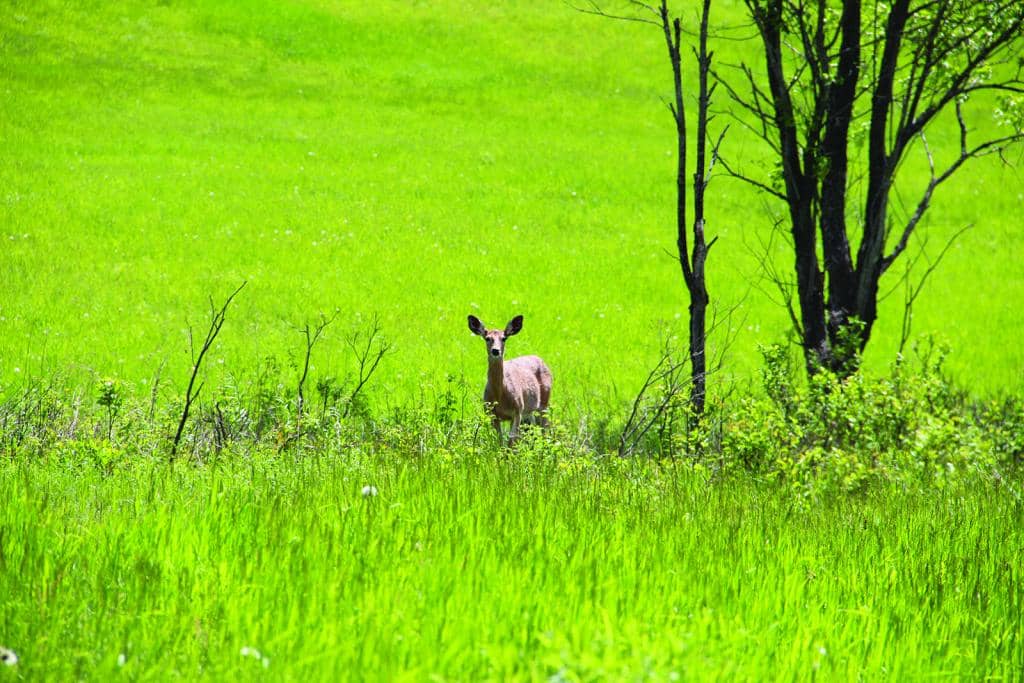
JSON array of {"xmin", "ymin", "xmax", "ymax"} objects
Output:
[
  {"xmin": 2, "ymin": 3, "xmax": 1023, "ymax": 678},
  {"xmin": 2, "ymin": 0, "xmax": 1023, "ymax": 407},
  {"xmin": 0, "ymin": 448, "xmax": 1020, "ymax": 679}
]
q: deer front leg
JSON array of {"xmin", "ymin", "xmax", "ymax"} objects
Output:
[
  {"xmin": 491, "ymin": 416, "xmax": 503, "ymax": 443},
  {"xmin": 508, "ymin": 412, "xmax": 522, "ymax": 447}
]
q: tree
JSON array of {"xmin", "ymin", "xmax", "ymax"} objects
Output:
[
  {"xmin": 721, "ymin": 0, "xmax": 1024, "ymax": 373},
  {"xmin": 579, "ymin": 0, "xmax": 723, "ymax": 418}
]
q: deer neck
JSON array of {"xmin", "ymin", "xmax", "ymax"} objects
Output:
[{"xmin": 487, "ymin": 356, "xmax": 506, "ymax": 399}]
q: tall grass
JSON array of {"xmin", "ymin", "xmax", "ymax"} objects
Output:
[{"xmin": 1, "ymin": 446, "xmax": 1021, "ymax": 680}]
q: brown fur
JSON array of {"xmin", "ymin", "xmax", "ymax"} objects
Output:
[{"xmin": 468, "ymin": 314, "xmax": 552, "ymax": 446}]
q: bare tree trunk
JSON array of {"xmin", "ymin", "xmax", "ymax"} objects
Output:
[
  {"xmin": 688, "ymin": 0, "xmax": 714, "ymax": 416},
  {"xmin": 856, "ymin": 0, "xmax": 910, "ymax": 349},
  {"xmin": 578, "ymin": 0, "xmax": 723, "ymax": 422},
  {"xmin": 657, "ymin": 0, "xmax": 720, "ymax": 418},
  {"xmin": 747, "ymin": 0, "xmax": 829, "ymax": 371},
  {"xmin": 820, "ymin": 0, "xmax": 861, "ymax": 370}
]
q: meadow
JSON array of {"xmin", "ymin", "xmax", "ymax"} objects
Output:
[
  {"xmin": 1, "ymin": 444, "xmax": 1023, "ymax": 680},
  {"xmin": 2, "ymin": 0, "xmax": 1024, "ymax": 680},
  {"xmin": 2, "ymin": 0, "xmax": 1023, "ymax": 401}
]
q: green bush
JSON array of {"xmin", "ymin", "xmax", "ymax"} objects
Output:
[{"xmin": 718, "ymin": 340, "xmax": 1022, "ymax": 498}]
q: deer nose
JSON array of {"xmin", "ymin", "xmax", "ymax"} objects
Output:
[{"xmin": 490, "ymin": 348, "xmax": 501, "ymax": 357}]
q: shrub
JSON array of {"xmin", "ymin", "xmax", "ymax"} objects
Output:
[{"xmin": 718, "ymin": 340, "xmax": 1021, "ymax": 498}]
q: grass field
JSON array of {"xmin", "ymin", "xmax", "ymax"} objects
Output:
[
  {"xmin": 3, "ymin": 1, "xmax": 1024, "ymax": 680},
  {"xmin": 2, "ymin": 0, "xmax": 1023, "ymax": 406},
  {"xmin": 2, "ymin": 448, "xmax": 1022, "ymax": 680}
]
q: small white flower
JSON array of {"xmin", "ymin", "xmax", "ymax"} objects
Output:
[
  {"xmin": 361, "ymin": 485, "xmax": 378, "ymax": 497},
  {"xmin": 0, "ymin": 647, "xmax": 18, "ymax": 666},
  {"xmin": 240, "ymin": 646, "xmax": 269, "ymax": 667},
  {"xmin": 117, "ymin": 653, "xmax": 127, "ymax": 667}
]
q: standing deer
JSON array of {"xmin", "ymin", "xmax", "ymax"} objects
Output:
[{"xmin": 467, "ymin": 314, "xmax": 552, "ymax": 446}]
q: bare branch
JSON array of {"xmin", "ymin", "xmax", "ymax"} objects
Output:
[
  {"xmin": 710, "ymin": 62, "xmax": 778, "ymax": 150},
  {"xmin": 618, "ymin": 332, "xmax": 691, "ymax": 457},
  {"xmin": 897, "ymin": 223, "xmax": 972, "ymax": 354},
  {"xmin": 745, "ymin": 218, "xmax": 804, "ymax": 340},
  {"xmin": 568, "ymin": 0, "xmax": 661, "ymax": 27},
  {"xmin": 342, "ymin": 315, "xmax": 394, "ymax": 419},
  {"xmin": 295, "ymin": 310, "xmax": 341, "ymax": 437},
  {"xmin": 703, "ymin": 125, "xmax": 729, "ymax": 188},
  {"xmin": 716, "ymin": 154, "xmax": 788, "ymax": 201},
  {"xmin": 171, "ymin": 281, "xmax": 246, "ymax": 459},
  {"xmin": 705, "ymin": 295, "xmax": 748, "ymax": 377},
  {"xmin": 883, "ymin": 103, "xmax": 1024, "ymax": 273},
  {"xmin": 901, "ymin": 11, "xmax": 1024, "ymax": 144}
]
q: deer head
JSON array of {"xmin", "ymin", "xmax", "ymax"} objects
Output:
[{"xmin": 468, "ymin": 314, "xmax": 523, "ymax": 361}]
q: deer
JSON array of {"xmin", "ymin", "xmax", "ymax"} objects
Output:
[{"xmin": 467, "ymin": 314, "xmax": 552, "ymax": 446}]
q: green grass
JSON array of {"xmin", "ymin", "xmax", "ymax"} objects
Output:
[
  {"xmin": 1, "ymin": 448, "xmax": 1021, "ymax": 680},
  {"xmin": 3, "ymin": 2, "xmax": 1024, "ymax": 679},
  {"xmin": 2, "ymin": 0, "xmax": 1023, "ymax": 408}
]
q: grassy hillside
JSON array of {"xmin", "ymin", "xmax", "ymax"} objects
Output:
[{"xmin": 2, "ymin": 0, "xmax": 1022, "ymax": 409}]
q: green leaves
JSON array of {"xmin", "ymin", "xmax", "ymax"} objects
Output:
[{"xmin": 724, "ymin": 338, "xmax": 1019, "ymax": 498}]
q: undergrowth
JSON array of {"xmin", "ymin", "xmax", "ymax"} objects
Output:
[{"xmin": 1, "ymin": 338, "xmax": 1020, "ymax": 501}]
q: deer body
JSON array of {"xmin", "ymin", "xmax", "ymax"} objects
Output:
[{"xmin": 469, "ymin": 315, "xmax": 552, "ymax": 446}]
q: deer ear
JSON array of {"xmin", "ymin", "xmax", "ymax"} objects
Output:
[
  {"xmin": 467, "ymin": 315, "xmax": 485, "ymax": 336},
  {"xmin": 504, "ymin": 315, "xmax": 524, "ymax": 337}
]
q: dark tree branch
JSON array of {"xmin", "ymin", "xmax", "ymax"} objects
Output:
[
  {"xmin": 899, "ymin": 0, "xmax": 948, "ymax": 136},
  {"xmin": 746, "ymin": 218, "xmax": 804, "ymax": 339},
  {"xmin": 709, "ymin": 63, "xmax": 780, "ymax": 152},
  {"xmin": 618, "ymin": 333, "xmax": 690, "ymax": 457},
  {"xmin": 579, "ymin": 0, "xmax": 721, "ymax": 421},
  {"xmin": 883, "ymin": 103, "xmax": 1024, "ymax": 273},
  {"xmin": 295, "ymin": 311, "xmax": 340, "ymax": 436},
  {"xmin": 901, "ymin": 12, "xmax": 1024, "ymax": 145},
  {"xmin": 342, "ymin": 315, "xmax": 393, "ymax": 419},
  {"xmin": 568, "ymin": 0, "xmax": 661, "ymax": 27},
  {"xmin": 716, "ymin": 155, "xmax": 788, "ymax": 201},
  {"xmin": 896, "ymin": 223, "xmax": 972, "ymax": 354},
  {"xmin": 171, "ymin": 282, "xmax": 246, "ymax": 459},
  {"xmin": 704, "ymin": 125, "xmax": 729, "ymax": 189}
]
